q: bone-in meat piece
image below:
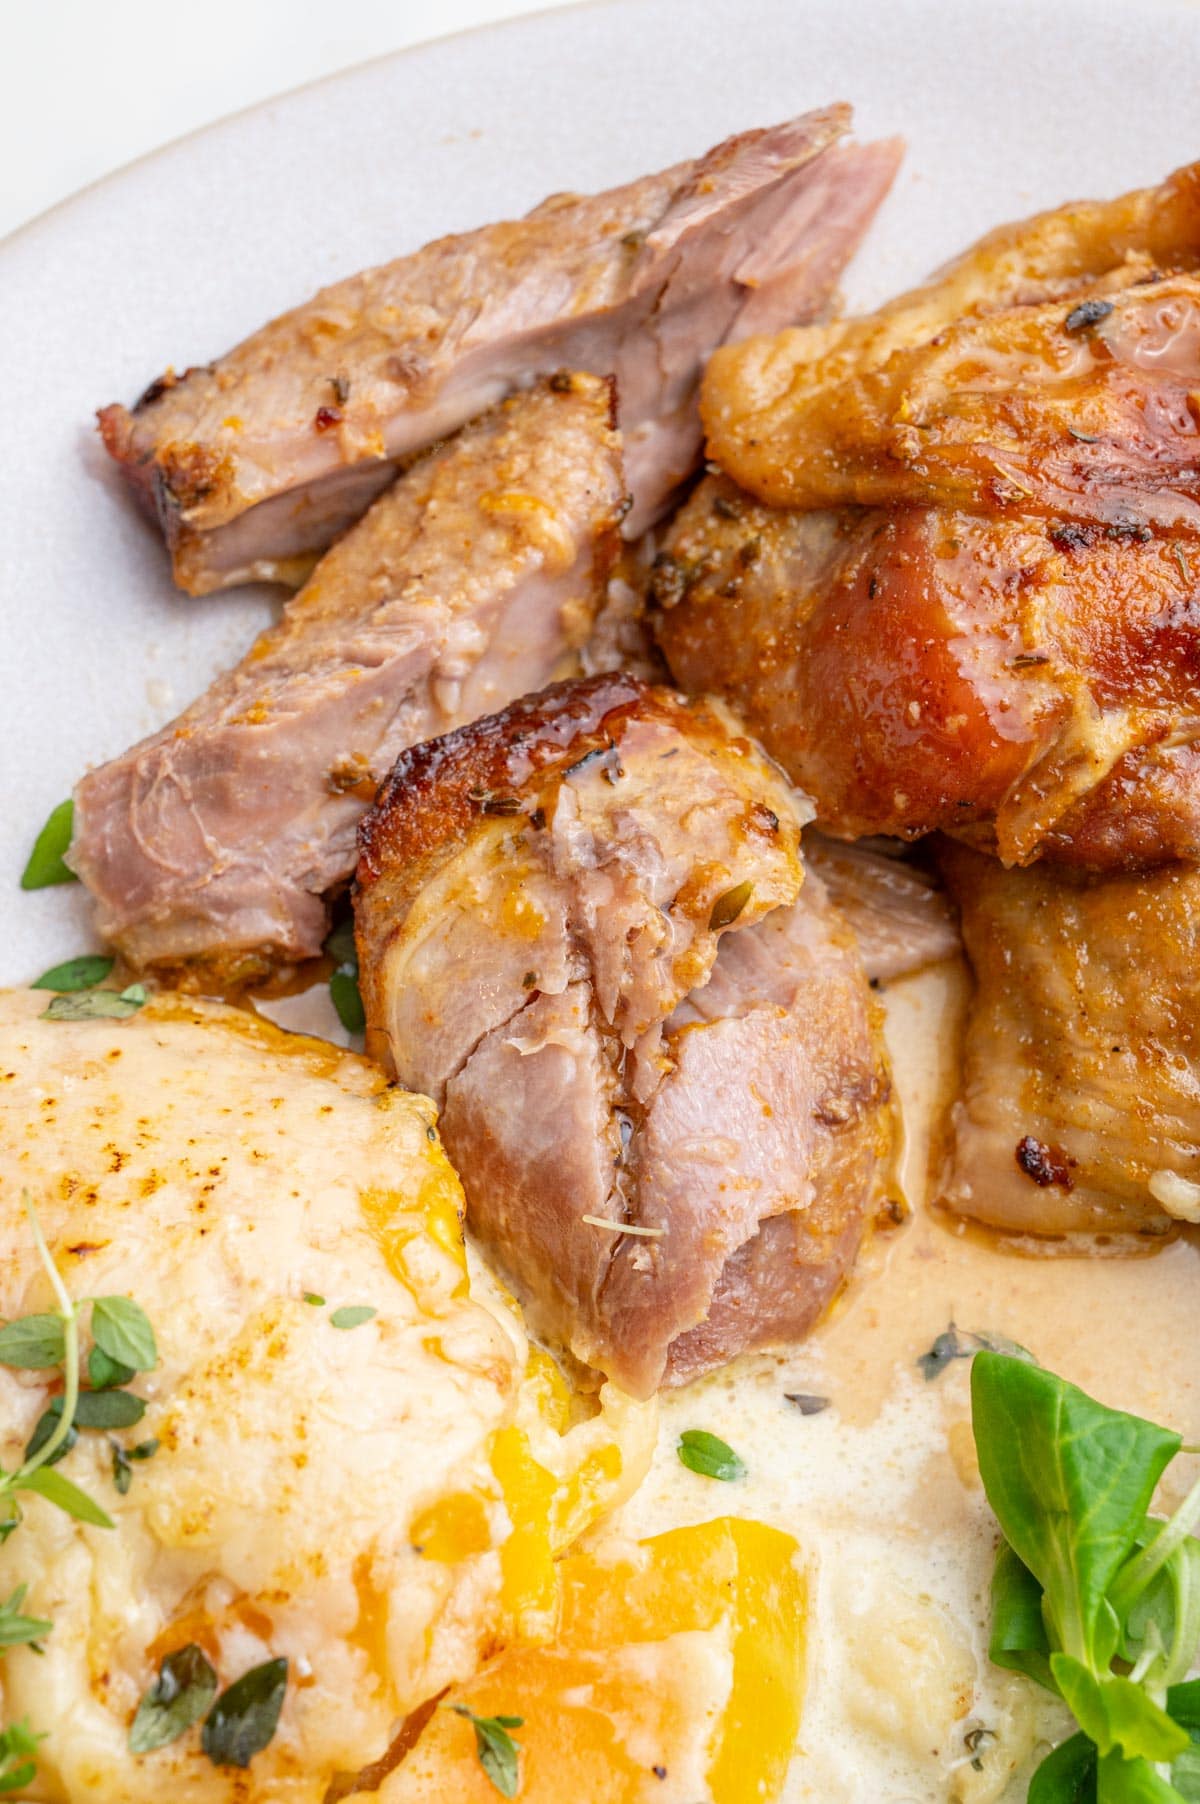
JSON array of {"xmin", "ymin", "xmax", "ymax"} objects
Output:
[
  {"xmin": 938, "ymin": 841, "xmax": 1200, "ymax": 1238},
  {"xmin": 654, "ymin": 474, "xmax": 1200, "ymax": 869},
  {"xmin": 98, "ymin": 107, "xmax": 900, "ymax": 593},
  {"xmin": 355, "ymin": 674, "xmax": 895, "ymax": 1397},
  {"xmin": 70, "ymin": 375, "xmax": 625, "ymax": 983},
  {"xmin": 703, "ymin": 160, "xmax": 1200, "ymax": 518}
]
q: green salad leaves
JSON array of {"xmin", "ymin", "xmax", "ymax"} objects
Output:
[{"xmin": 971, "ymin": 1352, "xmax": 1200, "ymax": 1802}]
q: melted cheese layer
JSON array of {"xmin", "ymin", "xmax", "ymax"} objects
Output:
[{"xmin": 0, "ymin": 990, "xmax": 652, "ymax": 1802}]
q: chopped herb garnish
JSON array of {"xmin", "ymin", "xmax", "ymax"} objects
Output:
[
  {"xmin": 31, "ymin": 954, "xmax": 115, "ymax": 992},
  {"xmin": 23, "ymin": 1406, "xmax": 77, "ymax": 1467},
  {"xmin": 330, "ymin": 1305, "xmax": 376, "ymax": 1331},
  {"xmin": 88, "ymin": 1345, "xmax": 135, "ymax": 1390},
  {"xmin": 302, "ymin": 1292, "xmax": 325, "ymax": 1307},
  {"xmin": 201, "ymin": 1657, "xmax": 288, "ymax": 1768},
  {"xmin": 449, "ymin": 1704, "xmax": 524, "ymax": 1798},
  {"xmin": 0, "ymin": 1313, "xmax": 67, "ymax": 1370},
  {"xmin": 111, "ymin": 1438, "xmax": 159, "ymax": 1496},
  {"xmin": 0, "ymin": 1586, "xmax": 52, "ymax": 1653},
  {"xmin": 917, "ymin": 1322, "xmax": 1033, "ymax": 1382},
  {"xmin": 130, "ymin": 1643, "xmax": 219, "ymax": 1754},
  {"xmin": 0, "ymin": 1719, "xmax": 45, "ymax": 1795},
  {"xmin": 41, "ymin": 984, "xmax": 147, "ymax": 1022},
  {"xmin": 20, "ymin": 800, "xmax": 76, "ymax": 890},
  {"xmin": 329, "ymin": 969, "xmax": 366, "ymax": 1033},
  {"xmin": 91, "ymin": 1296, "xmax": 158, "ymax": 1372},
  {"xmin": 973, "ymin": 1354, "xmax": 1200, "ymax": 1800},
  {"xmin": 784, "ymin": 1392, "xmax": 830, "ymax": 1416},
  {"xmin": 708, "ymin": 881, "xmax": 754, "ymax": 931},
  {"xmin": 1063, "ymin": 297, "xmax": 1115, "ymax": 334},
  {"xmin": 18, "ymin": 1465, "xmax": 114, "ymax": 1527},
  {"xmin": 677, "ymin": 1428, "xmax": 745, "ymax": 1482}
]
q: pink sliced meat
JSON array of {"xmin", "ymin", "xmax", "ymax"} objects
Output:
[
  {"xmin": 98, "ymin": 108, "xmax": 900, "ymax": 593},
  {"xmin": 355, "ymin": 674, "xmax": 895, "ymax": 1396}
]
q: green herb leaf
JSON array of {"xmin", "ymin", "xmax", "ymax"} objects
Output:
[
  {"xmin": 971, "ymin": 1353, "xmax": 1179, "ymax": 1670},
  {"xmin": 17, "ymin": 1465, "xmax": 114, "ymax": 1528},
  {"xmin": 329, "ymin": 968, "xmax": 365, "ymax": 1033},
  {"xmin": 989, "ymin": 1541, "xmax": 1055, "ymax": 1691},
  {"xmin": 709, "ymin": 880, "xmax": 754, "ymax": 931},
  {"xmin": 1096, "ymin": 1751, "xmax": 1189, "ymax": 1803},
  {"xmin": 129, "ymin": 1643, "xmax": 218, "ymax": 1754},
  {"xmin": 0, "ymin": 1586, "xmax": 52, "ymax": 1652},
  {"xmin": 0, "ymin": 1314, "xmax": 66, "ymax": 1369},
  {"xmin": 31, "ymin": 954, "xmax": 115, "ymax": 992},
  {"xmin": 677, "ymin": 1428, "xmax": 746, "ymax": 1482},
  {"xmin": 24, "ymin": 1403, "xmax": 77, "ymax": 1467},
  {"xmin": 91, "ymin": 1297, "xmax": 157, "ymax": 1372},
  {"xmin": 0, "ymin": 1718, "xmax": 45, "ymax": 1796},
  {"xmin": 323, "ymin": 916, "xmax": 357, "ymax": 967},
  {"xmin": 918, "ymin": 1322, "xmax": 1033, "ymax": 1382},
  {"xmin": 201, "ymin": 1657, "xmax": 288, "ymax": 1768},
  {"xmin": 73, "ymin": 1389, "xmax": 145, "ymax": 1430},
  {"xmin": 111, "ymin": 1438, "xmax": 159, "ymax": 1497},
  {"xmin": 302, "ymin": 1292, "xmax": 325, "ymax": 1307},
  {"xmin": 1051, "ymin": 1654, "xmax": 1189, "ymax": 1763},
  {"xmin": 330, "ymin": 1305, "xmax": 376, "ymax": 1331},
  {"xmin": 1028, "ymin": 1731, "xmax": 1096, "ymax": 1803},
  {"xmin": 1171, "ymin": 1680, "xmax": 1200, "ymax": 1802},
  {"xmin": 88, "ymin": 1345, "xmax": 135, "ymax": 1390},
  {"xmin": 20, "ymin": 800, "xmax": 76, "ymax": 890},
  {"xmin": 450, "ymin": 1705, "xmax": 523, "ymax": 1798},
  {"xmin": 41, "ymin": 984, "xmax": 147, "ymax": 1022}
]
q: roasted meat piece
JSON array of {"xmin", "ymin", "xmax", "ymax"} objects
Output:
[
  {"xmin": 70, "ymin": 375, "xmax": 625, "ymax": 983},
  {"xmin": 938, "ymin": 841, "xmax": 1200, "ymax": 1238},
  {"xmin": 804, "ymin": 834, "xmax": 959, "ymax": 981},
  {"xmin": 654, "ymin": 475, "xmax": 1200, "ymax": 868},
  {"xmin": 98, "ymin": 107, "xmax": 900, "ymax": 593},
  {"xmin": 355, "ymin": 674, "xmax": 895, "ymax": 1398},
  {"xmin": 703, "ymin": 160, "xmax": 1200, "ymax": 518}
]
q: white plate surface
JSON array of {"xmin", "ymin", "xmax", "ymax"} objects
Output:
[{"xmin": 3, "ymin": 0, "xmax": 1200, "ymax": 982}]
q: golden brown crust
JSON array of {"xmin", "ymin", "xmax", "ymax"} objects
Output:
[{"xmin": 357, "ymin": 672, "xmax": 739, "ymax": 889}]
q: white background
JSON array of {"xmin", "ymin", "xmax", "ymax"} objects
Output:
[{"xmin": 0, "ymin": 0, "xmax": 572, "ymax": 240}]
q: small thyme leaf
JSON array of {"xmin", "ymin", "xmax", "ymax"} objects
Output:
[
  {"xmin": 918, "ymin": 1322, "xmax": 1033, "ymax": 1382},
  {"xmin": 784, "ymin": 1392, "xmax": 830, "ymax": 1416},
  {"xmin": 302, "ymin": 1292, "xmax": 325, "ymax": 1307},
  {"xmin": 24, "ymin": 1404, "xmax": 78, "ymax": 1467},
  {"xmin": 449, "ymin": 1704, "xmax": 523, "ymax": 1798},
  {"xmin": 20, "ymin": 800, "xmax": 76, "ymax": 889},
  {"xmin": 88, "ymin": 1346, "xmax": 135, "ymax": 1390},
  {"xmin": 329, "ymin": 968, "xmax": 366, "ymax": 1033},
  {"xmin": 41, "ymin": 984, "xmax": 147, "ymax": 1022},
  {"xmin": 201, "ymin": 1657, "xmax": 288, "ymax": 1768},
  {"xmin": 31, "ymin": 954, "xmax": 115, "ymax": 992},
  {"xmin": 0, "ymin": 1586, "xmax": 52, "ymax": 1652},
  {"xmin": 129, "ymin": 1643, "xmax": 219, "ymax": 1753},
  {"xmin": 73, "ymin": 1389, "xmax": 145, "ymax": 1430},
  {"xmin": 17, "ymin": 1465, "xmax": 114, "ymax": 1528},
  {"xmin": 91, "ymin": 1297, "xmax": 157, "ymax": 1372},
  {"xmin": 709, "ymin": 880, "xmax": 754, "ymax": 931},
  {"xmin": 111, "ymin": 1438, "xmax": 159, "ymax": 1497},
  {"xmin": 677, "ymin": 1428, "xmax": 746, "ymax": 1482},
  {"xmin": 0, "ymin": 1314, "xmax": 66, "ymax": 1370},
  {"xmin": 0, "ymin": 1717, "xmax": 45, "ymax": 1796},
  {"xmin": 330, "ymin": 1305, "xmax": 376, "ymax": 1331}
]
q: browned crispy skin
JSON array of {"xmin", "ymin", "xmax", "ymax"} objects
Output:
[
  {"xmin": 355, "ymin": 674, "xmax": 895, "ymax": 1397},
  {"xmin": 938, "ymin": 841, "xmax": 1200, "ymax": 1239},
  {"xmin": 703, "ymin": 160, "xmax": 1200, "ymax": 521},
  {"xmin": 99, "ymin": 108, "xmax": 899, "ymax": 594},
  {"xmin": 653, "ymin": 475, "xmax": 1200, "ymax": 869}
]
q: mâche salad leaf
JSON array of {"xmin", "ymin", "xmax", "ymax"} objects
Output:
[{"xmin": 971, "ymin": 1353, "xmax": 1200, "ymax": 1802}]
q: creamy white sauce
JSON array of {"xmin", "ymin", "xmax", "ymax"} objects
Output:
[{"xmin": 597, "ymin": 961, "xmax": 1200, "ymax": 1803}]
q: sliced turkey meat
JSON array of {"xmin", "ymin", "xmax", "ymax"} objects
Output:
[
  {"xmin": 355, "ymin": 674, "xmax": 895, "ymax": 1397},
  {"xmin": 98, "ymin": 107, "xmax": 900, "ymax": 593},
  {"xmin": 69, "ymin": 374, "xmax": 624, "ymax": 984}
]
